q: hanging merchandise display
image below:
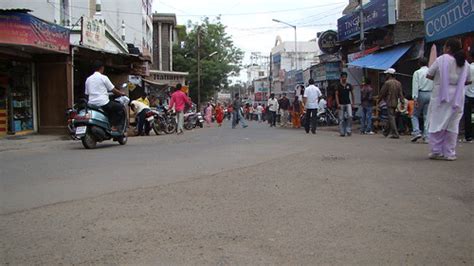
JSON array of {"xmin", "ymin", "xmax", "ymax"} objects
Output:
[{"xmin": 0, "ymin": 60, "xmax": 34, "ymax": 134}]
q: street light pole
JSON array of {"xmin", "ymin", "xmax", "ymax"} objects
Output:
[
  {"xmin": 197, "ymin": 26, "xmax": 201, "ymax": 110},
  {"xmin": 272, "ymin": 19, "xmax": 297, "ymax": 71}
]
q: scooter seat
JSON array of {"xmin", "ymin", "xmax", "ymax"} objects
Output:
[{"xmin": 87, "ymin": 104, "xmax": 106, "ymax": 113}]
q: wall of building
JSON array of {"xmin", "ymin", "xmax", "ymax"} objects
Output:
[
  {"xmin": 397, "ymin": 0, "xmax": 446, "ymax": 21},
  {"xmin": 2, "ymin": 0, "xmax": 153, "ymax": 57}
]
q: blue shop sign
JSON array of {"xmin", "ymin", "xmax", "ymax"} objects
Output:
[
  {"xmin": 424, "ymin": 0, "xmax": 474, "ymax": 42},
  {"xmin": 337, "ymin": 0, "xmax": 396, "ymax": 42}
]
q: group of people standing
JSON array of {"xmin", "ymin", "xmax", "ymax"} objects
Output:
[{"xmin": 338, "ymin": 38, "xmax": 472, "ymax": 161}]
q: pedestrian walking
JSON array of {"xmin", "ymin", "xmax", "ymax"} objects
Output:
[
  {"xmin": 463, "ymin": 47, "xmax": 474, "ymax": 143},
  {"xmin": 204, "ymin": 102, "xmax": 213, "ymax": 127},
  {"xmin": 360, "ymin": 77, "xmax": 374, "ymax": 134},
  {"xmin": 231, "ymin": 93, "xmax": 248, "ymax": 129},
  {"xmin": 256, "ymin": 103, "xmax": 264, "ymax": 123},
  {"xmin": 215, "ymin": 102, "xmax": 224, "ymax": 127},
  {"xmin": 411, "ymin": 58, "xmax": 433, "ymax": 143},
  {"xmin": 279, "ymin": 93, "xmax": 290, "ymax": 127},
  {"xmin": 267, "ymin": 93, "xmax": 279, "ymax": 127},
  {"xmin": 168, "ymin": 84, "xmax": 192, "ymax": 135},
  {"xmin": 378, "ymin": 68, "xmax": 405, "ymax": 139},
  {"xmin": 426, "ymin": 38, "xmax": 472, "ymax": 161},
  {"xmin": 303, "ymin": 78, "xmax": 322, "ymax": 134},
  {"xmin": 292, "ymin": 96, "xmax": 302, "ymax": 128},
  {"xmin": 336, "ymin": 72, "xmax": 355, "ymax": 136}
]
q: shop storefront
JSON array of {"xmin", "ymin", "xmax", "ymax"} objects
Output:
[
  {"xmin": 0, "ymin": 61, "xmax": 34, "ymax": 134},
  {"xmin": 0, "ymin": 10, "xmax": 70, "ymax": 135}
]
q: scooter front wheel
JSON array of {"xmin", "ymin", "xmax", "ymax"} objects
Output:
[{"xmin": 81, "ymin": 132, "xmax": 97, "ymax": 149}]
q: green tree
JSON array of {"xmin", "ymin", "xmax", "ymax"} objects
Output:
[{"xmin": 173, "ymin": 17, "xmax": 244, "ymax": 104}]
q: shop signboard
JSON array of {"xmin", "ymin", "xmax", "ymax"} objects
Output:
[
  {"xmin": 424, "ymin": 0, "xmax": 474, "ymax": 42},
  {"xmin": 81, "ymin": 16, "xmax": 106, "ymax": 50},
  {"xmin": 312, "ymin": 62, "xmax": 341, "ymax": 82},
  {"xmin": 337, "ymin": 0, "xmax": 396, "ymax": 42},
  {"xmin": 318, "ymin": 30, "xmax": 340, "ymax": 54},
  {"xmin": 0, "ymin": 12, "xmax": 70, "ymax": 54},
  {"xmin": 348, "ymin": 46, "xmax": 380, "ymax": 62}
]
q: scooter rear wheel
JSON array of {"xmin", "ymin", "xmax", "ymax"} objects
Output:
[
  {"xmin": 81, "ymin": 132, "xmax": 97, "ymax": 149},
  {"xmin": 117, "ymin": 135, "xmax": 127, "ymax": 145}
]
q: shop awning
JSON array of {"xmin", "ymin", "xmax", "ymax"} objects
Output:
[{"xmin": 348, "ymin": 44, "xmax": 411, "ymax": 70}]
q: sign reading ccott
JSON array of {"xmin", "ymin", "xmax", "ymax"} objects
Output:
[
  {"xmin": 424, "ymin": 0, "xmax": 474, "ymax": 42},
  {"xmin": 318, "ymin": 30, "xmax": 340, "ymax": 54}
]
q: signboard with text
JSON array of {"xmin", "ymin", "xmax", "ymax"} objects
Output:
[
  {"xmin": 318, "ymin": 30, "xmax": 340, "ymax": 54},
  {"xmin": 424, "ymin": 0, "xmax": 474, "ymax": 42},
  {"xmin": 81, "ymin": 16, "xmax": 106, "ymax": 50},
  {"xmin": 337, "ymin": 0, "xmax": 396, "ymax": 42},
  {"xmin": 0, "ymin": 12, "xmax": 70, "ymax": 53}
]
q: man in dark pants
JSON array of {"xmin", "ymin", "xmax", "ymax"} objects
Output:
[
  {"xmin": 130, "ymin": 100, "xmax": 151, "ymax": 136},
  {"xmin": 378, "ymin": 68, "xmax": 404, "ymax": 139},
  {"xmin": 464, "ymin": 47, "xmax": 474, "ymax": 142},
  {"xmin": 267, "ymin": 93, "xmax": 279, "ymax": 127},
  {"xmin": 85, "ymin": 61, "xmax": 126, "ymax": 131},
  {"xmin": 303, "ymin": 78, "xmax": 322, "ymax": 134}
]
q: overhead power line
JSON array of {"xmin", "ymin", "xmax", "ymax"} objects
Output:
[{"xmin": 157, "ymin": 1, "xmax": 347, "ymax": 17}]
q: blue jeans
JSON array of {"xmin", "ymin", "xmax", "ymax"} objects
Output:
[
  {"xmin": 411, "ymin": 91, "xmax": 431, "ymax": 139},
  {"xmin": 232, "ymin": 110, "xmax": 247, "ymax": 128},
  {"xmin": 136, "ymin": 108, "xmax": 151, "ymax": 135},
  {"xmin": 360, "ymin": 106, "xmax": 373, "ymax": 133},
  {"xmin": 338, "ymin": 104, "xmax": 352, "ymax": 135}
]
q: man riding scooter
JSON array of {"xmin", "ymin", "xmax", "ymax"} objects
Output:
[{"xmin": 85, "ymin": 60, "xmax": 126, "ymax": 131}]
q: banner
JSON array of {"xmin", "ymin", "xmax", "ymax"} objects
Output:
[
  {"xmin": 337, "ymin": 0, "xmax": 396, "ymax": 42},
  {"xmin": 424, "ymin": 0, "xmax": 474, "ymax": 42},
  {"xmin": 0, "ymin": 12, "xmax": 70, "ymax": 54},
  {"xmin": 81, "ymin": 16, "xmax": 106, "ymax": 50}
]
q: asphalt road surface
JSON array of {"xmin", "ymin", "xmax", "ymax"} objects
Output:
[{"xmin": 1, "ymin": 121, "xmax": 473, "ymax": 264}]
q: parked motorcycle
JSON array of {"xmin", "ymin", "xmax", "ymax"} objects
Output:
[
  {"xmin": 317, "ymin": 108, "xmax": 340, "ymax": 126},
  {"xmin": 184, "ymin": 111, "xmax": 204, "ymax": 130},
  {"xmin": 148, "ymin": 108, "xmax": 177, "ymax": 135},
  {"xmin": 67, "ymin": 96, "xmax": 129, "ymax": 149}
]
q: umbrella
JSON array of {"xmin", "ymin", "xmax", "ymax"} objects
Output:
[{"xmin": 428, "ymin": 44, "xmax": 437, "ymax": 67}]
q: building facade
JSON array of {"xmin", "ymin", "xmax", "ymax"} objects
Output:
[
  {"xmin": 152, "ymin": 13, "xmax": 176, "ymax": 71},
  {"xmin": 270, "ymin": 38, "xmax": 320, "ymax": 96},
  {"xmin": 1, "ymin": 0, "xmax": 154, "ymax": 57},
  {"xmin": 337, "ymin": 0, "xmax": 447, "ymax": 99}
]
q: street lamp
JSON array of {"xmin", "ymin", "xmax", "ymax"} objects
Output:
[{"xmin": 272, "ymin": 19, "xmax": 297, "ymax": 71}]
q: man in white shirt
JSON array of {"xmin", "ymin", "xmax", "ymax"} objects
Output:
[
  {"xmin": 464, "ymin": 48, "xmax": 474, "ymax": 142},
  {"xmin": 267, "ymin": 93, "xmax": 279, "ymax": 127},
  {"xmin": 411, "ymin": 58, "xmax": 433, "ymax": 143},
  {"xmin": 256, "ymin": 103, "xmax": 264, "ymax": 123},
  {"xmin": 85, "ymin": 61, "xmax": 125, "ymax": 130},
  {"xmin": 303, "ymin": 78, "xmax": 322, "ymax": 134}
]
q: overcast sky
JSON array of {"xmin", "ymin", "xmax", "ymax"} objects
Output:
[{"xmin": 153, "ymin": 0, "xmax": 347, "ymax": 81}]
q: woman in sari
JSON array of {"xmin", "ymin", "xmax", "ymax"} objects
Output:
[
  {"xmin": 426, "ymin": 38, "xmax": 472, "ymax": 161},
  {"xmin": 204, "ymin": 102, "xmax": 213, "ymax": 127},
  {"xmin": 292, "ymin": 96, "xmax": 302, "ymax": 128},
  {"xmin": 215, "ymin": 102, "xmax": 224, "ymax": 127}
]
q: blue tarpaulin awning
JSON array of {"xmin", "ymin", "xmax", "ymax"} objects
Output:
[{"xmin": 348, "ymin": 44, "xmax": 412, "ymax": 71}]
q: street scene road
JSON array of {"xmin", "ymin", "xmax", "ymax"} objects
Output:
[{"xmin": 1, "ymin": 123, "xmax": 472, "ymax": 264}]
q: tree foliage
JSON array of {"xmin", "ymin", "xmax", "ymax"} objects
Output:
[{"xmin": 173, "ymin": 17, "xmax": 244, "ymax": 103}]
